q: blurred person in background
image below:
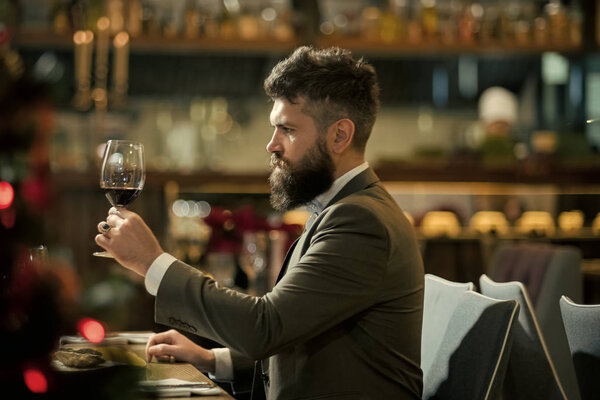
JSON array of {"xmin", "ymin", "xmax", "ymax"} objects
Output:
[{"xmin": 96, "ymin": 46, "xmax": 424, "ymax": 400}]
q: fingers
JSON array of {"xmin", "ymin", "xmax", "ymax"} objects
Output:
[
  {"xmin": 95, "ymin": 234, "xmax": 109, "ymax": 248},
  {"xmin": 110, "ymin": 207, "xmax": 136, "ymax": 219},
  {"xmin": 108, "ymin": 206, "xmax": 121, "ymax": 216},
  {"xmin": 147, "ymin": 343, "xmax": 178, "ymax": 363},
  {"xmin": 97, "ymin": 209, "xmax": 126, "ymax": 235},
  {"xmin": 106, "ymin": 214, "xmax": 123, "ymax": 228},
  {"xmin": 100, "ymin": 208, "xmax": 134, "ymax": 232},
  {"xmin": 146, "ymin": 330, "xmax": 176, "ymax": 362}
]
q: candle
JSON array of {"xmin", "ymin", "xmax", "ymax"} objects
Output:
[
  {"xmin": 112, "ymin": 31, "xmax": 130, "ymax": 93},
  {"xmin": 95, "ymin": 17, "xmax": 110, "ymax": 89},
  {"xmin": 73, "ymin": 30, "xmax": 94, "ymax": 88}
]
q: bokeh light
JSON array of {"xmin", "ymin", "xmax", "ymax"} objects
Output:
[
  {"xmin": 0, "ymin": 181, "xmax": 14, "ymax": 209},
  {"xmin": 23, "ymin": 368, "xmax": 48, "ymax": 393},
  {"xmin": 77, "ymin": 318, "xmax": 105, "ymax": 343}
]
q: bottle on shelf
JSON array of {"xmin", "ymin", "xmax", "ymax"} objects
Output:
[
  {"xmin": 545, "ymin": 0, "xmax": 568, "ymax": 45},
  {"xmin": 184, "ymin": 0, "xmax": 201, "ymax": 39},
  {"xmin": 421, "ymin": 0, "xmax": 438, "ymax": 41}
]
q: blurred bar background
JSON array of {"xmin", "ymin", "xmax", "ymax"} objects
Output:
[{"xmin": 2, "ymin": 0, "xmax": 600, "ymax": 332}]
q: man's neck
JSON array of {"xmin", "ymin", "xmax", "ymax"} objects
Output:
[{"xmin": 333, "ymin": 153, "xmax": 365, "ymax": 180}]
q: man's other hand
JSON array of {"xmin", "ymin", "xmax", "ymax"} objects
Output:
[{"xmin": 146, "ymin": 329, "xmax": 216, "ymax": 373}]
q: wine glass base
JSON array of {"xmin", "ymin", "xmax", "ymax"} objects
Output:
[{"xmin": 93, "ymin": 251, "xmax": 114, "ymax": 258}]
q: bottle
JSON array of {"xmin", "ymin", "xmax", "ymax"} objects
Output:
[
  {"xmin": 568, "ymin": 2, "xmax": 582, "ymax": 47},
  {"xmin": 545, "ymin": 0, "xmax": 568, "ymax": 46},
  {"xmin": 438, "ymin": 0, "xmax": 459, "ymax": 45},
  {"xmin": 406, "ymin": 0, "xmax": 423, "ymax": 43},
  {"xmin": 220, "ymin": 0, "xmax": 238, "ymax": 39},
  {"xmin": 459, "ymin": 2, "xmax": 476, "ymax": 44},
  {"xmin": 379, "ymin": 4, "xmax": 397, "ymax": 43},
  {"xmin": 51, "ymin": 0, "xmax": 71, "ymax": 35},
  {"xmin": 237, "ymin": 2, "xmax": 259, "ymax": 40},
  {"xmin": 421, "ymin": 0, "xmax": 438, "ymax": 41},
  {"xmin": 184, "ymin": 0, "xmax": 201, "ymax": 39},
  {"xmin": 479, "ymin": 4, "xmax": 499, "ymax": 44},
  {"xmin": 361, "ymin": 6, "xmax": 380, "ymax": 41}
]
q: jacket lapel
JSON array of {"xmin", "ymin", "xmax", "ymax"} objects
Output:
[{"xmin": 275, "ymin": 236, "xmax": 300, "ymax": 284}]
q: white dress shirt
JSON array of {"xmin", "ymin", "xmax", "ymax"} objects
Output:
[{"xmin": 144, "ymin": 161, "xmax": 369, "ymax": 380}]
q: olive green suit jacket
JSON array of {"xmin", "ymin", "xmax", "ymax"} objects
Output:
[{"xmin": 155, "ymin": 167, "xmax": 424, "ymax": 399}]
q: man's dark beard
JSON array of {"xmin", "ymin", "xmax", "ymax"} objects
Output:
[{"xmin": 269, "ymin": 138, "xmax": 335, "ymax": 211}]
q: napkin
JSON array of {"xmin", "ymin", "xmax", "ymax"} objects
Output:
[
  {"xmin": 60, "ymin": 335, "xmax": 129, "ymax": 346},
  {"xmin": 116, "ymin": 331, "xmax": 155, "ymax": 344},
  {"xmin": 138, "ymin": 378, "xmax": 222, "ymax": 397},
  {"xmin": 59, "ymin": 332, "xmax": 155, "ymax": 346}
]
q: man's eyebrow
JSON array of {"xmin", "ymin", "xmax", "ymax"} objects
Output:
[{"xmin": 271, "ymin": 121, "xmax": 294, "ymax": 128}]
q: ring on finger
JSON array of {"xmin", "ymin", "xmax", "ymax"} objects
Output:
[{"xmin": 100, "ymin": 223, "xmax": 111, "ymax": 234}]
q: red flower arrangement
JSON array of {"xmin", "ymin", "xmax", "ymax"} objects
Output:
[{"xmin": 203, "ymin": 205, "xmax": 302, "ymax": 255}]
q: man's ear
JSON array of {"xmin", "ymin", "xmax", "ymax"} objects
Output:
[{"xmin": 330, "ymin": 118, "xmax": 355, "ymax": 154}]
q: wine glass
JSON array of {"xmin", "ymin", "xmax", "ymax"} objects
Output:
[{"xmin": 93, "ymin": 140, "xmax": 145, "ymax": 257}]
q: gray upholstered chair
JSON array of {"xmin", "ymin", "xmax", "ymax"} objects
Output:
[
  {"xmin": 422, "ymin": 274, "xmax": 518, "ymax": 400},
  {"xmin": 422, "ymin": 274, "xmax": 475, "ymax": 380},
  {"xmin": 488, "ymin": 243, "xmax": 583, "ymax": 400},
  {"xmin": 559, "ymin": 296, "xmax": 600, "ymax": 400},
  {"xmin": 479, "ymin": 274, "xmax": 569, "ymax": 400}
]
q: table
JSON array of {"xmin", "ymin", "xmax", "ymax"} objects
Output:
[{"xmin": 54, "ymin": 341, "xmax": 234, "ymax": 399}]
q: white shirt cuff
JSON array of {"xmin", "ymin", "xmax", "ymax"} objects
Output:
[
  {"xmin": 208, "ymin": 348, "xmax": 234, "ymax": 381},
  {"xmin": 145, "ymin": 253, "xmax": 177, "ymax": 296}
]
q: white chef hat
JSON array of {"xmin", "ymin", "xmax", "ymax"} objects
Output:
[{"xmin": 478, "ymin": 86, "xmax": 518, "ymax": 126}]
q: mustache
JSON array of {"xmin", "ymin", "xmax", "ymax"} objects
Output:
[{"xmin": 270, "ymin": 153, "xmax": 289, "ymax": 170}]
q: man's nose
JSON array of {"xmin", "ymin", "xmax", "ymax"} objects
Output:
[{"xmin": 266, "ymin": 131, "xmax": 282, "ymax": 153}]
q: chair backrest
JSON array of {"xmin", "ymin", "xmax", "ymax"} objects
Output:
[
  {"xmin": 423, "ymin": 288, "xmax": 519, "ymax": 400},
  {"xmin": 559, "ymin": 296, "xmax": 600, "ymax": 400},
  {"xmin": 479, "ymin": 274, "xmax": 568, "ymax": 400},
  {"xmin": 422, "ymin": 274, "xmax": 475, "ymax": 378},
  {"xmin": 489, "ymin": 243, "xmax": 583, "ymax": 400}
]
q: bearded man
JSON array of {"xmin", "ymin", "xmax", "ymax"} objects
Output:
[{"xmin": 96, "ymin": 46, "xmax": 424, "ymax": 400}]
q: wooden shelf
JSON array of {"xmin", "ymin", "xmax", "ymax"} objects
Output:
[
  {"xmin": 13, "ymin": 30, "xmax": 583, "ymax": 58},
  {"xmin": 317, "ymin": 36, "xmax": 583, "ymax": 57},
  {"xmin": 13, "ymin": 31, "xmax": 300, "ymax": 56}
]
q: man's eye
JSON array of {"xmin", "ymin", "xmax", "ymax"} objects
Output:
[{"xmin": 283, "ymin": 127, "xmax": 293, "ymax": 133}]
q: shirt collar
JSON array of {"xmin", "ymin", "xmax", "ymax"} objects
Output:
[{"xmin": 306, "ymin": 162, "xmax": 369, "ymax": 215}]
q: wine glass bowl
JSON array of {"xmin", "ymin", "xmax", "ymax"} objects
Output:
[{"xmin": 94, "ymin": 140, "xmax": 145, "ymax": 257}]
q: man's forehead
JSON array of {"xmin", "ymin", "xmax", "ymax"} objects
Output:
[{"xmin": 270, "ymin": 97, "xmax": 307, "ymax": 123}]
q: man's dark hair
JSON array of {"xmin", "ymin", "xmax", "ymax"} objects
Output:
[{"xmin": 264, "ymin": 46, "xmax": 380, "ymax": 152}]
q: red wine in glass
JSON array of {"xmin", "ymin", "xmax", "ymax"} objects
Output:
[
  {"xmin": 94, "ymin": 140, "xmax": 145, "ymax": 257},
  {"xmin": 103, "ymin": 187, "xmax": 141, "ymax": 207}
]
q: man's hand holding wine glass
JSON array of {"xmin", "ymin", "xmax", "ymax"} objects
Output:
[
  {"xmin": 95, "ymin": 206, "xmax": 163, "ymax": 277},
  {"xmin": 94, "ymin": 139, "xmax": 162, "ymax": 276}
]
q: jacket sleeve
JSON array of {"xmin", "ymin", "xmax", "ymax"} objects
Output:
[{"xmin": 154, "ymin": 202, "xmax": 390, "ymax": 360}]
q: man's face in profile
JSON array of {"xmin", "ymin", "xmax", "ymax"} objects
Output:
[{"xmin": 266, "ymin": 97, "xmax": 335, "ymax": 211}]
